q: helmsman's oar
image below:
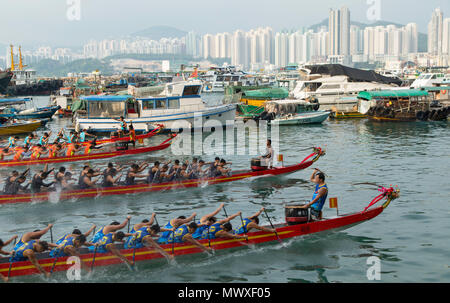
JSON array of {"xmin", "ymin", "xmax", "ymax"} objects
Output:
[{"xmin": 263, "ymin": 208, "xmax": 282, "ymax": 244}]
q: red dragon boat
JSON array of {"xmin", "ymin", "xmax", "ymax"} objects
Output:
[
  {"xmin": 81, "ymin": 124, "xmax": 164, "ymax": 146},
  {"xmin": 0, "ymin": 186, "xmax": 399, "ymax": 279},
  {"xmin": 0, "ymin": 147, "xmax": 325, "ymax": 205},
  {"xmin": 0, "ymin": 135, "xmax": 177, "ymax": 168}
]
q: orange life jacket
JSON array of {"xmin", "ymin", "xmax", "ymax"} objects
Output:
[{"xmin": 66, "ymin": 144, "xmax": 76, "ymax": 157}]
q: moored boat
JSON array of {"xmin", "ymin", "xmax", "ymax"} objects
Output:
[
  {"xmin": 0, "ymin": 97, "xmax": 60, "ymax": 120},
  {"xmin": 0, "ymin": 147, "xmax": 325, "ymax": 205},
  {"xmin": 0, "ymin": 185, "xmax": 399, "ymax": 279},
  {"xmin": 0, "ymin": 119, "xmax": 42, "ymax": 136}
]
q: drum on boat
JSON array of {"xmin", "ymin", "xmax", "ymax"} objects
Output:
[
  {"xmin": 251, "ymin": 158, "xmax": 268, "ymax": 171},
  {"xmin": 285, "ymin": 205, "xmax": 311, "ymax": 225}
]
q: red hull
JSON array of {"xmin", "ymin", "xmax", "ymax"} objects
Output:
[
  {"xmin": 0, "ymin": 159, "xmax": 316, "ymax": 205},
  {"xmin": 0, "ymin": 135, "xmax": 175, "ymax": 167},
  {"xmin": 0, "ymin": 205, "xmax": 386, "ymax": 278}
]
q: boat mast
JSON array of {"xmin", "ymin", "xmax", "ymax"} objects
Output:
[{"xmin": 10, "ymin": 45, "xmax": 15, "ymax": 71}]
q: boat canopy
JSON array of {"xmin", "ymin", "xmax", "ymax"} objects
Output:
[
  {"xmin": 357, "ymin": 90, "xmax": 429, "ymax": 101},
  {"xmin": 79, "ymin": 95, "xmax": 133, "ymax": 102},
  {"xmin": 419, "ymin": 86, "xmax": 450, "ymax": 92},
  {"xmin": 243, "ymin": 88, "xmax": 289, "ymax": 99},
  {"xmin": 305, "ymin": 64, "xmax": 403, "ymax": 86},
  {"xmin": 0, "ymin": 97, "xmax": 32, "ymax": 105}
]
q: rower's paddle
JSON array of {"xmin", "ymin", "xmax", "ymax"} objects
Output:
[
  {"xmin": 127, "ymin": 219, "xmax": 131, "ymax": 233},
  {"xmin": 171, "ymin": 230, "xmax": 175, "ymax": 256},
  {"xmin": 263, "ymin": 208, "xmax": 282, "ymax": 244},
  {"xmin": 50, "ymin": 226, "xmax": 53, "ymax": 243},
  {"xmin": 7, "ymin": 252, "xmax": 16, "ymax": 279},
  {"xmin": 90, "ymin": 245, "xmax": 98, "ymax": 271},
  {"xmin": 50, "ymin": 249, "xmax": 60, "ymax": 274}
]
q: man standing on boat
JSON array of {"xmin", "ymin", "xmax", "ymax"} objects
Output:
[
  {"xmin": 299, "ymin": 169, "xmax": 328, "ymax": 221},
  {"xmin": 260, "ymin": 139, "xmax": 274, "ymax": 169}
]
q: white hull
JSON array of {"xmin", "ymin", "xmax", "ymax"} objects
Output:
[
  {"xmin": 271, "ymin": 111, "xmax": 330, "ymax": 125},
  {"xmin": 77, "ymin": 104, "xmax": 236, "ymax": 132}
]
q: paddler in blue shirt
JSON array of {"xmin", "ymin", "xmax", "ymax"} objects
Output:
[
  {"xmin": 299, "ymin": 169, "xmax": 328, "ymax": 220},
  {"xmin": 0, "ymin": 235, "xmax": 18, "ymax": 282},
  {"xmin": 91, "ymin": 216, "xmax": 131, "ymax": 243},
  {"xmin": 233, "ymin": 207, "xmax": 276, "ymax": 235},
  {"xmin": 23, "ymin": 133, "xmax": 35, "ymax": 149},
  {"xmin": 13, "ymin": 224, "xmax": 54, "ymax": 251},
  {"xmin": 166, "ymin": 222, "xmax": 212, "ymax": 254},
  {"xmin": 7, "ymin": 136, "xmax": 19, "ymax": 149},
  {"xmin": 79, "ymin": 129, "xmax": 96, "ymax": 143},
  {"xmin": 39, "ymin": 132, "xmax": 52, "ymax": 146},
  {"xmin": 10, "ymin": 240, "xmax": 52, "ymax": 278},
  {"xmin": 89, "ymin": 231, "xmax": 133, "ymax": 267},
  {"xmin": 157, "ymin": 212, "xmax": 197, "ymax": 244},
  {"xmin": 49, "ymin": 235, "xmax": 95, "ymax": 273}
]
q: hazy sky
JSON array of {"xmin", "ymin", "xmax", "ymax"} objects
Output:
[{"xmin": 0, "ymin": 0, "xmax": 449, "ymax": 47}]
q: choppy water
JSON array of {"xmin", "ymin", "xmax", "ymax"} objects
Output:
[{"xmin": 0, "ymin": 95, "xmax": 449, "ymax": 283}]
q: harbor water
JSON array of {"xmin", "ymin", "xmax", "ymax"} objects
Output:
[{"xmin": 0, "ymin": 95, "xmax": 449, "ymax": 283}]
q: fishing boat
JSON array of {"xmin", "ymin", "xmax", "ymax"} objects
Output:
[
  {"xmin": 0, "ymin": 97, "xmax": 60, "ymax": 120},
  {"xmin": 0, "ymin": 147, "xmax": 325, "ymax": 205},
  {"xmin": 74, "ymin": 80, "xmax": 236, "ymax": 133},
  {"xmin": 233, "ymin": 87, "xmax": 290, "ymax": 119},
  {"xmin": 0, "ymin": 119, "xmax": 42, "ymax": 136},
  {"xmin": 256, "ymin": 100, "xmax": 330, "ymax": 125},
  {"xmin": 357, "ymin": 90, "xmax": 450, "ymax": 122},
  {"xmin": 0, "ymin": 69, "xmax": 13, "ymax": 94},
  {"xmin": 0, "ymin": 185, "xmax": 399, "ymax": 279},
  {"xmin": 0, "ymin": 134, "xmax": 176, "ymax": 168}
]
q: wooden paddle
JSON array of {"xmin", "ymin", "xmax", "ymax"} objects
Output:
[
  {"xmin": 7, "ymin": 252, "xmax": 16, "ymax": 279},
  {"xmin": 263, "ymin": 208, "xmax": 282, "ymax": 244},
  {"xmin": 90, "ymin": 245, "xmax": 98, "ymax": 271},
  {"xmin": 50, "ymin": 248, "xmax": 60, "ymax": 274}
]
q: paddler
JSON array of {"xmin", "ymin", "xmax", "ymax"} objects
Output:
[
  {"xmin": 157, "ymin": 212, "xmax": 197, "ymax": 244},
  {"xmin": 3, "ymin": 174, "xmax": 29, "ymax": 195},
  {"xmin": 90, "ymin": 231, "xmax": 133, "ymax": 267},
  {"xmin": 13, "ymin": 224, "xmax": 54, "ymax": 251},
  {"xmin": 124, "ymin": 163, "xmax": 149, "ymax": 185},
  {"xmin": 79, "ymin": 129, "xmax": 96, "ymax": 143},
  {"xmin": 298, "ymin": 169, "xmax": 328, "ymax": 221},
  {"xmin": 54, "ymin": 225, "xmax": 96, "ymax": 245},
  {"xmin": 10, "ymin": 240, "xmax": 52, "ymax": 278},
  {"xmin": 91, "ymin": 216, "xmax": 132, "ymax": 244},
  {"xmin": 65, "ymin": 142, "xmax": 82, "ymax": 157},
  {"xmin": 124, "ymin": 213, "xmax": 175, "ymax": 260},
  {"xmin": 49, "ymin": 235, "xmax": 96, "ymax": 272},
  {"xmin": 216, "ymin": 159, "xmax": 232, "ymax": 176},
  {"xmin": 29, "ymin": 144, "xmax": 48, "ymax": 160},
  {"xmin": 12, "ymin": 146, "xmax": 27, "ymax": 161},
  {"xmin": 23, "ymin": 133, "xmax": 35, "ymax": 149},
  {"xmin": 165, "ymin": 222, "xmax": 212, "ymax": 254},
  {"xmin": 47, "ymin": 143, "xmax": 63, "ymax": 158},
  {"xmin": 0, "ymin": 147, "xmax": 13, "ymax": 160},
  {"xmin": 0, "ymin": 236, "xmax": 18, "ymax": 282},
  {"xmin": 78, "ymin": 168, "xmax": 99, "ymax": 189},
  {"xmin": 30, "ymin": 164, "xmax": 55, "ymax": 193},
  {"xmin": 38, "ymin": 132, "xmax": 52, "ymax": 146},
  {"xmin": 7, "ymin": 136, "xmax": 19, "ymax": 149},
  {"xmin": 54, "ymin": 166, "xmax": 75, "ymax": 190},
  {"xmin": 191, "ymin": 203, "xmax": 224, "ymax": 239},
  {"xmin": 128, "ymin": 124, "xmax": 136, "ymax": 148},
  {"xmin": 114, "ymin": 116, "xmax": 128, "ymax": 136},
  {"xmin": 233, "ymin": 207, "xmax": 276, "ymax": 235},
  {"xmin": 101, "ymin": 168, "xmax": 122, "ymax": 187}
]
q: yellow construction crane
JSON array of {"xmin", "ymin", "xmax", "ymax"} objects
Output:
[{"xmin": 9, "ymin": 45, "xmax": 27, "ymax": 71}]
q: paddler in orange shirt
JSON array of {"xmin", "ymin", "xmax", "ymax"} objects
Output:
[
  {"xmin": 0, "ymin": 148, "xmax": 14, "ymax": 160},
  {"xmin": 128, "ymin": 124, "xmax": 136, "ymax": 148},
  {"xmin": 30, "ymin": 144, "xmax": 48, "ymax": 160},
  {"xmin": 47, "ymin": 144, "xmax": 64, "ymax": 158},
  {"xmin": 13, "ymin": 146, "xmax": 26, "ymax": 161},
  {"xmin": 66, "ymin": 143, "xmax": 82, "ymax": 157}
]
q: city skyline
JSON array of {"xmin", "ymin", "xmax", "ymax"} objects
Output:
[{"xmin": 0, "ymin": 0, "xmax": 448, "ymax": 48}]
